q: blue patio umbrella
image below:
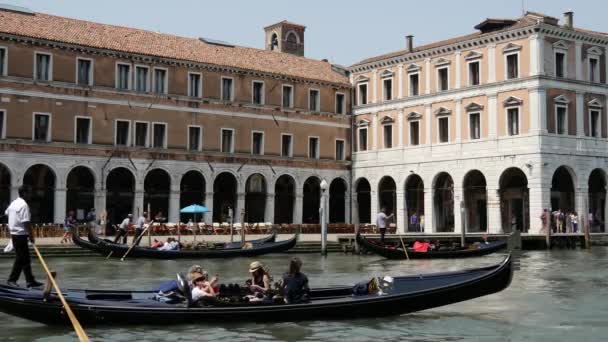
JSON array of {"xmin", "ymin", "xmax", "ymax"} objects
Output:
[{"xmin": 180, "ymin": 204, "xmax": 209, "ymax": 214}]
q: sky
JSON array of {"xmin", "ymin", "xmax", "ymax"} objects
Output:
[{"xmin": 4, "ymin": 0, "xmax": 606, "ymax": 66}]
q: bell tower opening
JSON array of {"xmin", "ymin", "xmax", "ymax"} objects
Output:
[{"xmin": 264, "ymin": 20, "xmax": 306, "ymax": 56}]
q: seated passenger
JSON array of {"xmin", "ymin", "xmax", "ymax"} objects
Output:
[
  {"xmin": 151, "ymin": 239, "xmax": 163, "ymax": 248},
  {"xmin": 247, "ymin": 261, "xmax": 272, "ymax": 300},
  {"xmin": 190, "ymin": 272, "xmax": 217, "ymax": 302},
  {"xmin": 282, "ymin": 257, "xmax": 310, "ymax": 304},
  {"xmin": 158, "ymin": 237, "xmax": 179, "ymax": 251},
  {"xmin": 412, "ymin": 240, "xmax": 430, "ymax": 252}
]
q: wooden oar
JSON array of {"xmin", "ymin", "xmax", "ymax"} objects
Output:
[
  {"xmin": 32, "ymin": 244, "xmax": 90, "ymax": 342},
  {"xmin": 120, "ymin": 223, "xmax": 152, "ymax": 261},
  {"xmin": 399, "ymin": 236, "xmax": 410, "ymax": 260}
]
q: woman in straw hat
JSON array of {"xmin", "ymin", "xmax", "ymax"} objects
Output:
[{"xmin": 247, "ymin": 261, "xmax": 272, "ymax": 297}]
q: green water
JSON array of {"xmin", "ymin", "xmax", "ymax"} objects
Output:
[{"xmin": 0, "ymin": 248, "xmax": 607, "ymax": 341}]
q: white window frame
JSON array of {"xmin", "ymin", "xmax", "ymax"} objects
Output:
[
  {"xmin": 153, "ymin": 67, "xmax": 169, "ymax": 94},
  {"xmin": 151, "ymin": 122, "xmax": 168, "ymax": 149},
  {"xmin": 466, "ymin": 60, "xmax": 481, "ymax": 86},
  {"xmin": 554, "ymin": 50, "xmax": 567, "ymax": 78},
  {"xmin": 504, "ymin": 52, "xmax": 520, "ymax": 80},
  {"xmin": 357, "ymin": 127, "xmax": 368, "ymax": 151},
  {"xmin": 73, "ymin": 115, "xmax": 92, "ymax": 144},
  {"xmin": 468, "ymin": 112, "xmax": 481, "ymax": 140},
  {"xmin": 251, "ymin": 130, "xmax": 265, "ymax": 155},
  {"xmin": 187, "ymin": 125, "xmax": 203, "ymax": 151},
  {"xmin": 308, "ymin": 136, "xmax": 320, "ymax": 159},
  {"xmin": 220, "ymin": 76, "xmax": 235, "ymax": 101},
  {"xmin": 437, "ymin": 116, "xmax": 450, "ymax": 143},
  {"xmin": 308, "ymin": 88, "xmax": 320, "ymax": 112},
  {"xmin": 280, "ymin": 133, "xmax": 293, "ymax": 157},
  {"xmin": 114, "ymin": 119, "xmax": 131, "ymax": 146},
  {"xmin": 409, "ymin": 120, "xmax": 421, "ymax": 146},
  {"xmin": 282, "ymin": 84, "xmax": 294, "ymax": 108},
  {"xmin": 588, "ymin": 56, "xmax": 600, "ymax": 83},
  {"xmin": 75, "ymin": 57, "xmax": 94, "ymax": 86},
  {"xmin": 588, "ymin": 108, "xmax": 602, "ymax": 138},
  {"xmin": 115, "ymin": 62, "xmax": 132, "ymax": 90},
  {"xmin": 187, "ymin": 72, "xmax": 203, "ymax": 98},
  {"xmin": 335, "ymin": 92, "xmax": 346, "ymax": 114},
  {"xmin": 357, "ymin": 82, "xmax": 368, "ymax": 105},
  {"xmin": 505, "ymin": 106, "xmax": 521, "ymax": 136},
  {"xmin": 134, "ymin": 64, "xmax": 150, "ymax": 93},
  {"xmin": 251, "ymin": 80, "xmax": 265, "ymax": 105},
  {"xmin": 382, "ymin": 77, "xmax": 393, "ymax": 101},
  {"xmin": 0, "ymin": 46, "xmax": 7, "ymax": 77},
  {"xmin": 133, "ymin": 121, "xmax": 149, "ymax": 148},
  {"xmin": 382, "ymin": 123, "xmax": 393, "ymax": 149},
  {"xmin": 33, "ymin": 52, "xmax": 53, "ymax": 82},
  {"xmin": 335, "ymin": 138, "xmax": 345, "ymax": 161},
  {"xmin": 220, "ymin": 128, "xmax": 235, "ymax": 153},
  {"xmin": 32, "ymin": 112, "xmax": 52, "ymax": 142},
  {"xmin": 436, "ymin": 66, "xmax": 449, "ymax": 92},
  {"xmin": 555, "ymin": 104, "xmax": 568, "ymax": 135},
  {"xmin": 408, "ymin": 72, "xmax": 420, "ymax": 96},
  {"xmin": 0, "ymin": 109, "xmax": 6, "ymax": 139}
]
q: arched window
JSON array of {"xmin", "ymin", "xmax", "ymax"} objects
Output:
[{"xmin": 270, "ymin": 33, "xmax": 279, "ymax": 51}]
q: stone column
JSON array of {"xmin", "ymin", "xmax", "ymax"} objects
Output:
[
  {"xmin": 293, "ymin": 190, "xmax": 303, "ymax": 224},
  {"xmin": 529, "ymin": 88, "xmax": 547, "ymax": 134},
  {"xmin": 604, "ymin": 186, "xmax": 608, "ymax": 232},
  {"xmin": 528, "ymin": 180, "xmax": 551, "ymax": 234},
  {"xmin": 54, "ymin": 187, "xmax": 67, "ymax": 224},
  {"xmin": 455, "ymin": 98, "xmax": 462, "ymax": 143},
  {"xmin": 397, "ymin": 110, "xmax": 404, "ymax": 147},
  {"xmin": 423, "ymin": 186, "xmax": 434, "ymax": 233},
  {"xmin": 236, "ymin": 192, "xmax": 245, "ymax": 223},
  {"xmin": 453, "ymin": 187, "xmax": 463, "ymax": 234},
  {"xmin": 344, "ymin": 191, "xmax": 351, "ymax": 224},
  {"xmin": 487, "ymin": 188, "xmax": 502, "ymax": 234},
  {"xmin": 133, "ymin": 183, "xmax": 144, "ymax": 218},
  {"xmin": 576, "ymin": 186, "xmax": 589, "ymax": 232},
  {"xmin": 10, "ymin": 185, "xmax": 18, "ymax": 202},
  {"xmin": 94, "ymin": 185, "xmax": 106, "ymax": 216},
  {"xmin": 488, "ymin": 44, "xmax": 496, "ymax": 83},
  {"xmin": 265, "ymin": 192, "xmax": 275, "ymax": 223},
  {"xmin": 425, "ymin": 104, "xmax": 432, "ymax": 145},
  {"xmin": 529, "ymin": 33, "xmax": 544, "ymax": 76},
  {"xmin": 424, "ymin": 58, "xmax": 431, "ymax": 95},
  {"xmin": 455, "ymin": 51, "xmax": 461, "ymax": 89},
  {"xmin": 203, "ymin": 192, "xmax": 214, "ymax": 224},
  {"xmin": 575, "ymin": 41, "xmax": 583, "ymax": 81},
  {"xmin": 372, "ymin": 70, "xmax": 378, "ymax": 103},
  {"xmin": 576, "ymin": 91, "xmax": 585, "ymax": 136},
  {"xmin": 488, "ymin": 93, "xmax": 498, "ymax": 139},
  {"xmin": 397, "ymin": 64, "xmax": 404, "ymax": 99},
  {"xmin": 168, "ymin": 185, "xmax": 180, "ymax": 224},
  {"xmin": 396, "ymin": 190, "xmax": 406, "ymax": 233}
]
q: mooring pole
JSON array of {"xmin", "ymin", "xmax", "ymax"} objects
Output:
[
  {"xmin": 460, "ymin": 201, "xmax": 466, "ymax": 247},
  {"xmin": 320, "ymin": 179, "xmax": 328, "ymax": 256}
]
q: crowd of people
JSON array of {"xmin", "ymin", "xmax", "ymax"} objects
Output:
[{"xmin": 540, "ymin": 209, "xmax": 580, "ymax": 234}]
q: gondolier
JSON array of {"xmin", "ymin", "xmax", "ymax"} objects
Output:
[
  {"xmin": 133, "ymin": 212, "xmax": 147, "ymax": 246},
  {"xmin": 5, "ymin": 186, "xmax": 43, "ymax": 288},
  {"xmin": 376, "ymin": 207, "xmax": 394, "ymax": 243},
  {"xmin": 114, "ymin": 214, "xmax": 131, "ymax": 244}
]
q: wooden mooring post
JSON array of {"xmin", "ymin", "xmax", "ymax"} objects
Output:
[{"xmin": 545, "ymin": 221, "xmax": 552, "ymax": 249}]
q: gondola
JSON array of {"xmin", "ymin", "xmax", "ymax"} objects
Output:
[
  {"xmin": 356, "ymin": 233, "xmax": 507, "ymax": 259},
  {"xmin": 73, "ymin": 231, "xmax": 296, "ymax": 259},
  {"xmin": 0, "ymin": 254, "xmax": 512, "ymax": 325}
]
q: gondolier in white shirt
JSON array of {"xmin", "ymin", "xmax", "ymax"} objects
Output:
[
  {"xmin": 5, "ymin": 186, "xmax": 43, "ymax": 288},
  {"xmin": 376, "ymin": 207, "xmax": 394, "ymax": 244},
  {"xmin": 132, "ymin": 212, "xmax": 147, "ymax": 246}
]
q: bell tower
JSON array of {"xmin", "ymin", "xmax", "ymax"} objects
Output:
[{"xmin": 264, "ymin": 20, "xmax": 306, "ymax": 56}]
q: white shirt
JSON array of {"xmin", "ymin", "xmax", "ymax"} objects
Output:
[
  {"xmin": 191, "ymin": 286, "xmax": 213, "ymax": 301},
  {"xmin": 119, "ymin": 218, "xmax": 130, "ymax": 230},
  {"xmin": 5, "ymin": 197, "xmax": 31, "ymax": 236},
  {"xmin": 136, "ymin": 216, "xmax": 146, "ymax": 229},
  {"xmin": 376, "ymin": 212, "xmax": 388, "ymax": 229}
]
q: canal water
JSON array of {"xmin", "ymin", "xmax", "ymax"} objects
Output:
[{"xmin": 0, "ymin": 248, "xmax": 607, "ymax": 341}]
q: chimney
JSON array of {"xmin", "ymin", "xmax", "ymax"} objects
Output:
[
  {"xmin": 563, "ymin": 10, "xmax": 573, "ymax": 28},
  {"xmin": 406, "ymin": 35, "xmax": 414, "ymax": 53}
]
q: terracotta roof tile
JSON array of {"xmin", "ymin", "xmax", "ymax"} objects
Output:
[{"xmin": 0, "ymin": 10, "xmax": 346, "ymax": 85}]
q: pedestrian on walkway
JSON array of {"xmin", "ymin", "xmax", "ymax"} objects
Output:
[
  {"xmin": 5, "ymin": 186, "xmax": 43, "ymax": 288},
  {"xmin": 376, "ymin": 207, "xmax": 394, "ymax": 243},
  {"xmin": 410, "ymin": 212, "xmax": 419, "ymax": 232},
  {"xmin": 61, "ymin": 210, "xmax": 76, "ymax": 244}
]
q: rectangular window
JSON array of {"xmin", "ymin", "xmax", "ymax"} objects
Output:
[
  {"xmin": 33, "ymin": 113, "xmax": 50, "ymax": 141},
  {"xmin": 0, "ymin": 48, "xmax": 5, "ymax": 76},
  {"xmin": 358, "ymin": 128, "xmax": 368, "ymax": 151},
  {"xmin": 35, "ymin": 53, "xmax": 51, "ymax": 81},
  {"xmin": 135, "ymin": 66, "xmax": 149, "ymax": 92},
  {"xmin": 0, "ymin": 110, "xmax": 5, "ymax": 139},
  {"xmin": 409, "ymin": 73, "xmax": 419, "ymax": 96},
  {"xmin": 589, "ymin": 58, "xmax": 599, "ymax": 82},
  {"xmin": 309, "ymin": 89, "xmax": 320, "ymax": 112},
  {"xmin": 506, "ymin": 53, "xmax": 519, "ymax": 79},
  {"xmin": 75, "ymin": 117, "xmax": 91, "ymax": 144},
  {"xmin": 221, "ymin": 77, "xmax": 233, "ymax": 101},
  {"xmin": 336, "ymin": 93, "xmax": 345, "ymax": 114},
  {"xmin": 188, "ymin": 73, "xmax": 202, "ymax": 97},
  {"xmin": 383, "ymin": 78, "xmax": 393, "ymax": 101},
  {"xmin": 468, "ymin": 61, "xmax": 480, "ymax": 86},
  {"xmin": 555, "ymin": 52, "xmax": 565, "ymax": 78},
  {"xmin": 77, "ymin": 58, "xmax": 92, "ymax": 86},
  {"xmin": 437, "ymin": 67, "xmax": 449, "ymax": 91},
  {"xmin": 154, "ymin": 68, "xmax": 167, "ymax": 94},
  {"xmin": 282, "ymin": 85, "xmax": 293, "ymax": 108},
  {"xmin": 221, "ymin": 129, "xmax": 234, "ymax": 153},
  {"xmin": 308, "ymin": 137, "xmax": 319, "ymax": 159},
  {"xmin": 507, "ymin": 108, "xmax": 519, "ymax": 136},
  {"xmin": 252, "ymin": 81, "xmax": 264, "ymax": 105},
  {"xmin": 134, "ymin": 122, "xmax": 148, "ymax": 147},
  {"xmin": 383, "ymin": 124, "xmax": 393, "ymax": 148},
  {"xmin": 116, "ymin": 63, "xmax": 131, "ymax": 90},
  {"xmin": 358, "ymin": 83, "xmax": 368, "ymax": 105},
  {"xmin": 469, "ymin": 113, "xmax": 480, "ymax": 140},
  {"xmin": 556, "ymin": 106, "xmax": 567, "ymax": 135},
  {"xmin": 281, "ymin": 134, "xmax": 293, "ymax": 157},
  {"xmin": 335, "ymin": 140, "xmax": 345, "ymax": 160},
  {"xmin": 590, "ymin": 110, "xmax": 600, "ymax": 137},
  {"xmin": 152, "ymin": 123, "xmax": 167, "ymax": 148},
  {"xmin": 188, "ymin": 126, "xmax": 202, "ymax": 151},
  {"xmin": 115, "ymin": 120, "xmax": 130, "ymax": 146},
  {"xmin": 409, "ymin": 121, "xmax": 420, "ymax": 146},
  {"xmin": 438, "ymin": 117, "xmax": 449, "ymax": 143},
  {"xmin": 252, "ymin": 131, "xmax": 264, "ymax": 155}
]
